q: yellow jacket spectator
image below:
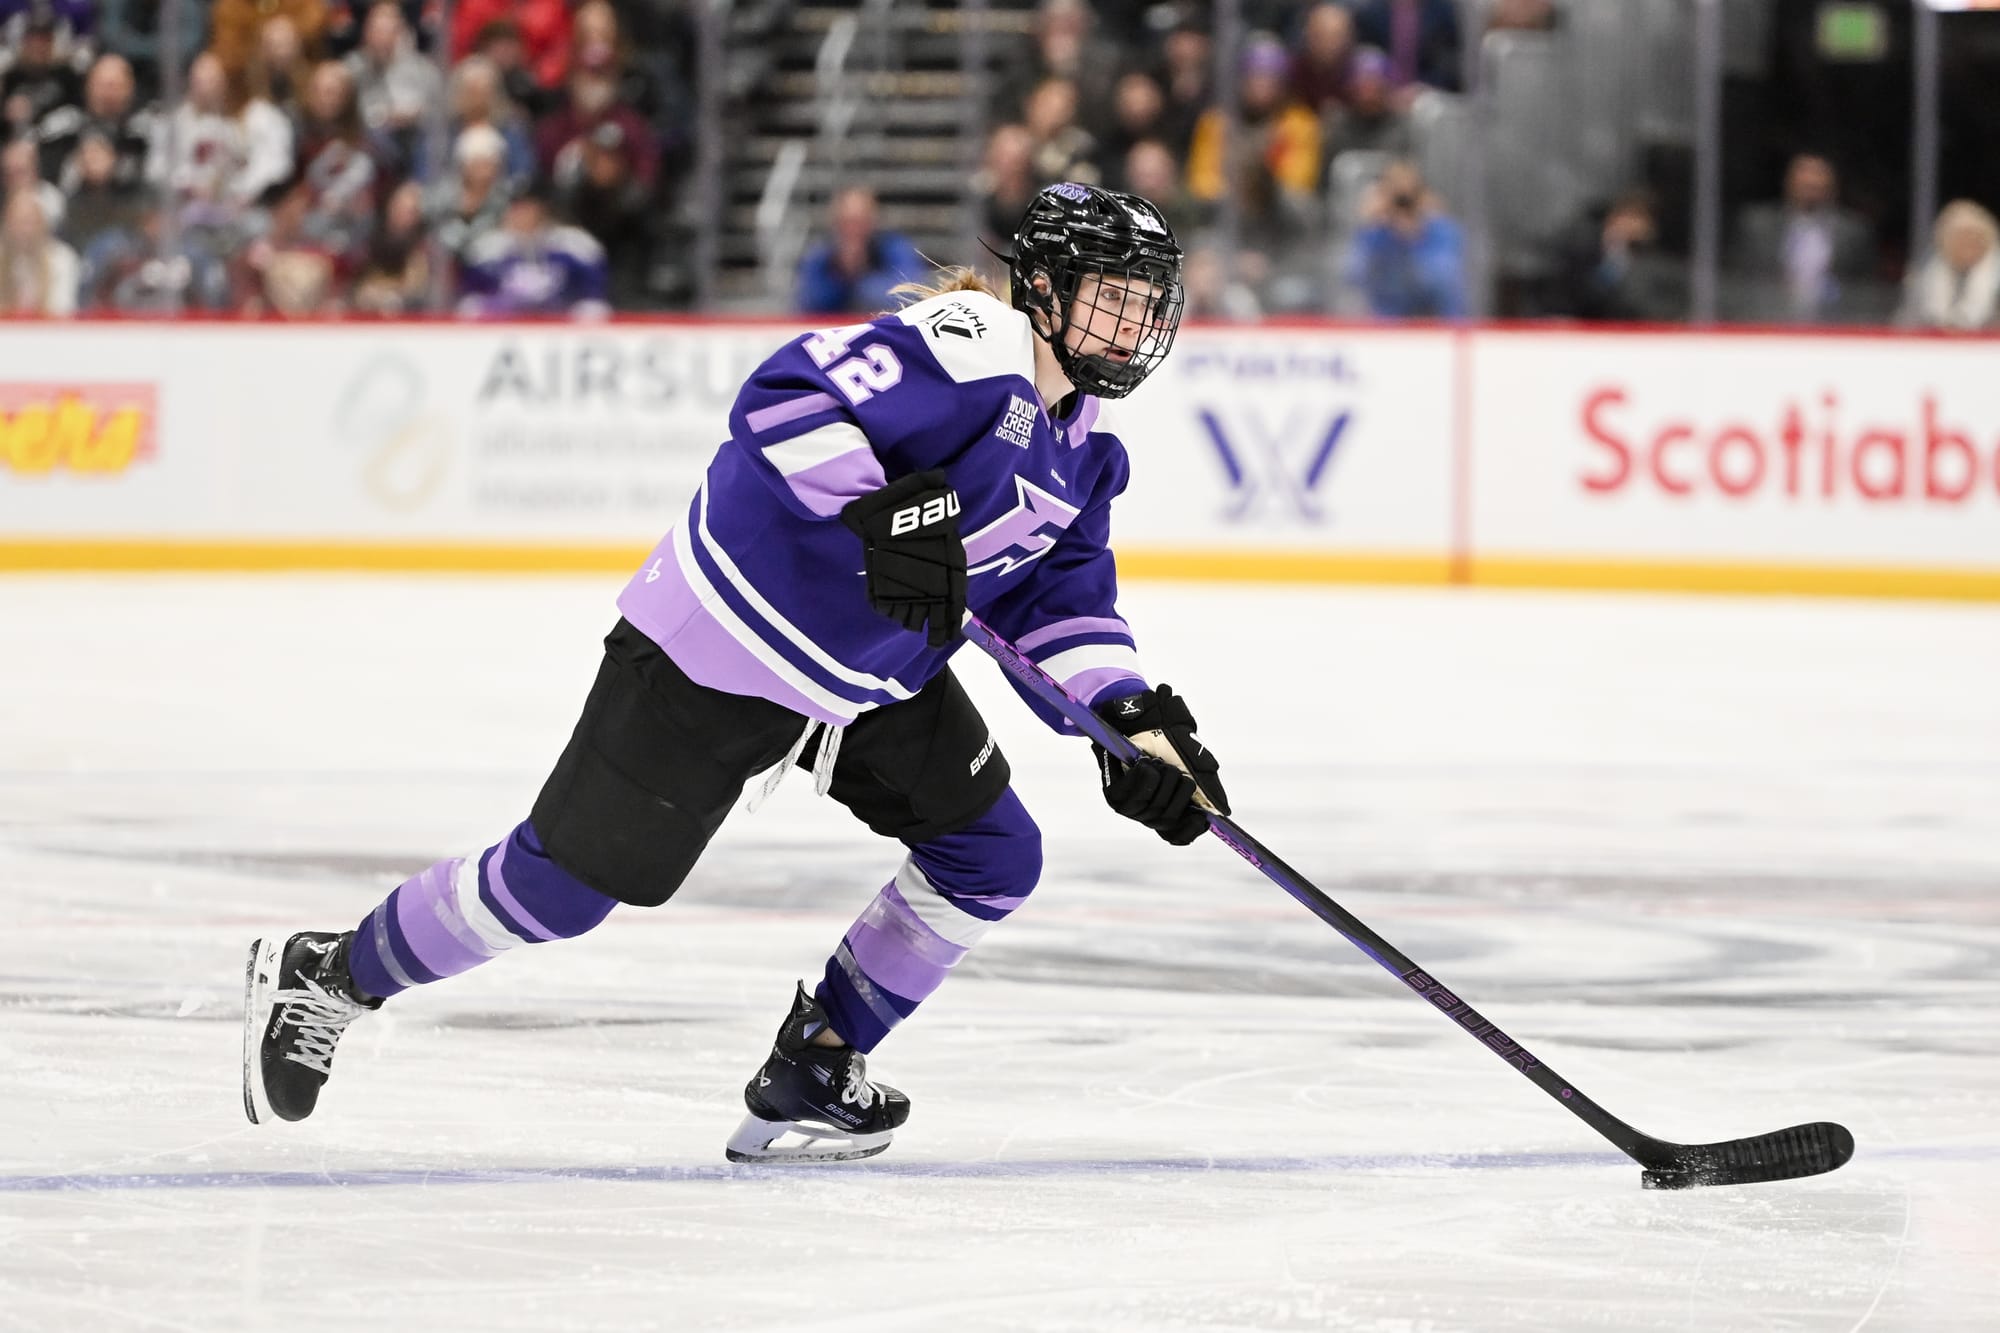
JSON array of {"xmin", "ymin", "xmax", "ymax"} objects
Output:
[
  {"xmin": 211, "ymin": 0, "xmax": 331, "ymax": 80},
  {"xmin": 1185, "ymin": 34, "xmax": 1322, "ymax": 203}
]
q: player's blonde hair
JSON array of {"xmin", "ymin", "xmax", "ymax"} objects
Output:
[{"xmin": 890, "ymin": 266, "xmax": 1004, "ymax": 305}]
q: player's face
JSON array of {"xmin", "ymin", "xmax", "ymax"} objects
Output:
[{"xmin": 1063, "ymin": 274, "xmax": 1163, "ymax": 365}]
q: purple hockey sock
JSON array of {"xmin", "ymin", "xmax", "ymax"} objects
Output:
[
  {"xmin": 818, "ymin": 788, "xmax": 1043, "ymax": 1051},
  {"xmin": 347, "ymin": 820, "xmax": 617, "ymax": 1001}
]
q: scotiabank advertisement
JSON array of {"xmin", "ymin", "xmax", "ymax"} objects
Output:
[
  {"xmin": 1469, "ymin": 332, "xmax": 2000, "ymax": 570},
  {"xmin": 2, "ymin": 320, "xmax": 1996, "ymax": 595}
]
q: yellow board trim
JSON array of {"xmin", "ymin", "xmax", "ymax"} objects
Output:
[
  {"xmin": 2, "ymin": 539, "xmax": 1998, "ymax": 602},
  {"xmin": 0, "ymin": 539, "xmax": 651, "ymax": 573}
]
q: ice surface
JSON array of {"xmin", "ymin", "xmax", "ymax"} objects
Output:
[{"xmin": 2, "ymin": 577, "xmax": 1996, "ymax": 1331}]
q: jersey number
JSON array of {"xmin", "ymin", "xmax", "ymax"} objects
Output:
[
  {"xmin": 826, "ymin": 346, "xmax": 904, "ymax": 406},
  {"xmin": 805, "ymin": 324, "xmax": 905, "ymax": 406}
]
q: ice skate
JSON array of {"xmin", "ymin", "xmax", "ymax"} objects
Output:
[
  {"xmin": 725, "ymin": 983, "xmax": 910, "ymax": 1163},
  {"xmin": 241, "ymin": 930, "xmax": 381, "ymax": 1124}
]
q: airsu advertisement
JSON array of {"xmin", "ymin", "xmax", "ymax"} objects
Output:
[{"xmin": 2, "ymin": 318, "xmax": 1995, "ymax": 596}]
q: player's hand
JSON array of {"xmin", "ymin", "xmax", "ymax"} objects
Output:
[
  {"xmin": 1093, "ymin": 685, "xmax": 1228, "ymax": 845},
  {"xmin": 840, "ymin": 470, "xmax": 967, "ymax": 650}
]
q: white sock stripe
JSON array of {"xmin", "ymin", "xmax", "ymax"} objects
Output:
[
  {"xmin": 370, "ymin": 903, "xmax": 420, "ymax": 991},
  {"xmin": 834, "ymin": 943, "xmax": 906, "ymax": 1031},
  {"xmin": 892, "ymin": 859, "xmax": 997, "ymax": 948},
  {"xmin": 454, "ymin": 855, "xmax": 527, "ymax": 954}
]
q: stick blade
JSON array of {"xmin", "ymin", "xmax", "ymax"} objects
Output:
[{"xmin": 1638, "ymin": 1121, "xmax": 1854, "ymax": 1190}]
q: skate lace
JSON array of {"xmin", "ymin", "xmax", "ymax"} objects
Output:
[
  {"xmin": 839, "ymin": 1059, "xmax": 875, "ymax": 1110},
  {"xmin": 272, "ymin": 976, "xmax": 369, "ymax": 1075}
]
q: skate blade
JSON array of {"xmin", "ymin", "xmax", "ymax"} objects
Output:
[
  {"xmin": 724, "ymin": 1113, "xmax": 893, "ymax": 1164},
  {"xmin": 240, "ymin": 937, "xmax": 280, "ymax": 1126}
]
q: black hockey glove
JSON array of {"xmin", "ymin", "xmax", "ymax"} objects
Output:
[
  {"xmin": 840, "ymin": 469, "xmax": 967, "ymax": 650},
  {"xmin": 1093, "ymin": 685, "xmax": 1230, "ymax": 846}
]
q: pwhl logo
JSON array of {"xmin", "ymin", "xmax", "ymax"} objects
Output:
[
  {"xmin": 0, "ymin": 383, "xmax": 158, "ymax": 475},
  {"xmin": 1198, "ymin": 406, "xmax": 1352, "ymax": 522}
]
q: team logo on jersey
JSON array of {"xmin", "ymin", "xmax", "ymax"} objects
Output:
[
  {"xmin": 996, "ymin": 394, "xmax": 1037, "ymax": 448},
  {"xmin": 920, "ymin": 301, "xmax": 988, "ymax": 342},
  {"xmin": 963, "ymin": 475, "xmax": 1082, "ymax": 577},
  {"xmin": 1199, "ymin": 406, "xmax": 1353, "ymax": 523}
]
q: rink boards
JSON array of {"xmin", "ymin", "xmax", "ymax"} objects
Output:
[{"xmin": 2, "ymin": 318, "xmax": 1998, "ymax": 599}]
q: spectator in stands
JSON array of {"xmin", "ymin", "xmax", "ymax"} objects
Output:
[
  {"xmin": 568, "ymin": 2, "xmax": 667, "ymax": 127},
  {"xmin": 232, "ymin": 177, "xmax": 348, "ymax": 316},
  {"xmin": 351, "ymin": 177, "xmax": 430, "ymax": 313},
  {"xmin": 417, "ymin": 54, "xmax": 535, "ymax": 186},
  {"xmin": 84, "ymin": 197, "xmax": 230, "ymax": 310},
  {"xmin": 1291, "ymin": 2, "xmax": 1356, "ymax": 116},
  {"xmin": 1122, "ymin": 137, "xmax": 1200, "ymax": 243},
  {"xmin": 1186, "ymin": 33, "xmax": 1321, "ymax": 218},
  {"xmin": 253, "ymin": 15, "xmax": 314, "ymax": 119},
  {"xmin": 994, "ymin": 0, "xmax": 1119, "ymax": 132},
  {"xmin": 1730, "ymin": 152, "xmax": 1875, "ymax": 324},
  {"xmin": 1899, "ymin": 200, "xmax": 2000, "ymax": 332},
  {"xmin": 0, "ymin": 0, "xmax": 94, "ymax": 53},
  {"xmin": 429, "ymin": 121, "xmax": 512, "ymax": 261},
  {"xmin": 0, "ymin": 189, "xmax": 79, "ymax": 316},
  {"xmin": 1486, "ymin": 0, "xmax": 1560, "ymax": 35},
  {"xmin": 294, "ymin": 60, "xmax": 381, "ymax": 253},
  {"xmin": 57, "ymin": 127, "xmax": 143, "ymax": 259},
  {"xmin": 1022, "ymin": 76, "xmax": 1099, "ymax": 188},
  {"xmin": 324, "ymin": 0, "xmax": 437, "ymax": 59},
  {"xmin": 1553, "ymin": 189, "xmax": 1686, "ymax": 322},
  {"xmin": 554, "ymin": 120, "xmax": 651, "ymax": 309},
  {"xmin": 2, "ymin": 8, "xmax": 83, "ymax": 138},
  {"xmin": 1345, "ymin": 0, "xmax": 1462, "ymax": 94},
  {"xmin": 1345, "ymin": 157, "xmax": 1467, "ymax": 317},
  {"xmin": 452, "ymin": 0, "xmax": 570, "ymax": 102},
  {"xmin": 3, "ymin": 134, "xmax": 65, "ymax": 232},
  {"xmin": 1321, "ymin": 46, "xmax": 1414, "ymax": 162},
  {"xmin": 795, "ymin": 184, "xmax": 923, "ymax": 316},
  {"xmin": 567, "ymin": 0, "xmax": 688, "ymax": 187},
  {"xmin": 210, "ymin": 0, "xmax": 329, "ymax": 84},
  {"xmin": 974, "ymin": 123, "xmax": 1039, "ymax": 256},
  {"xmin": 1097, "ymin": 70, "xmax": 1166, "ymax": 191},
  {"xmin": 1152, "ymin": 20, "xmax": 1211, "ymax": 158},
  {"xmin": 346, "ymin": 0, "xmax": 442, "ymax": 170},
  {"xmin": 535, "ymin": 34, "xmax": 661, "ymax": 196},
  {"xmin": 37, "ymin": 54, "xmax": 151, "ymax": 191},
  {"xmin": 456, "ymin": 184, "xmax": 609, "ymax": 318},
  {"xmin": 149, "ymin": 51, "xmax": 295, "ymax": 224},
  {"xmin": 468, "ymin": 18, "xmax": 554, "ymax": 121},
  {"xmin": 97, "ymin": 0, "xmax": 208, "ymax": 95},
  {"xmin": 1181, "ymin": 245, "xmax": 1263, "ymax": 321}
]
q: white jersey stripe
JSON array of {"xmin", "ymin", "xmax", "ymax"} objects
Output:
[
  {"xmin": 672, "ymin": 513, "xmax": 863, "ymax": 718},
  {"xmin": 761, "ymin": 421, "xmax": 873, "ymax": 477},
  {"xmin": 692, "ymin": 482, "xmax": 917, "ymax": 702}
]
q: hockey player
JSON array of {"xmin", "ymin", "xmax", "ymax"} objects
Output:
[{"xmin": 242, "ymin": 182, "xmax": 1230, "ymax": 1162}]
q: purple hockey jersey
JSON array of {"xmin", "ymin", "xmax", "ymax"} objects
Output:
[{"xmin": 616, "ymin": 289, "xmax": 1149, "ymax": 730}]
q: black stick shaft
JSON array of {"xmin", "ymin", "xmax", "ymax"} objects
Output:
[{"xmin": 962, "ymin": 612, "xmax": 1658, "ymax": 1164}]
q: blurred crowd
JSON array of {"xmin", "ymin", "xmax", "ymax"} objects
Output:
[
  {"xmin": 4, "ymin": 0, "xmax": 1997, "ymax": 330},
  {"xmin": 0, "ymin": 0, "xmax": 693, "ymax": 318},
  {"xmin": 810, "ymin": 0, "xmax": 2000, "ymax": 331}
]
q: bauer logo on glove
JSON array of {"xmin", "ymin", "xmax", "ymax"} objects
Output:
[
  {"xmin": 889, "ymin": 492, "xmax": 962, "ymax": 536},
  {"xmin": 841, "ymin": 469, "xmax": 969, "ymax": 650}
]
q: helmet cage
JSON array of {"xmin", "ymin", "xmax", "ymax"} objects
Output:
[{"xmin": 1010, "ymin": 187, "xmax": 1185, "ymax": 400}]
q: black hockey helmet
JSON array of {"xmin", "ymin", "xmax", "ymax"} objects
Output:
[{"xmin": 1007, "ymin": 182, "xmax": 1185, "ymax": 399}]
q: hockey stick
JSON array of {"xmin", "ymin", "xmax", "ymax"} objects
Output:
[{"xmin": 962, "ymin": 611, "xmax": 1853, "ymax": 1190}]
